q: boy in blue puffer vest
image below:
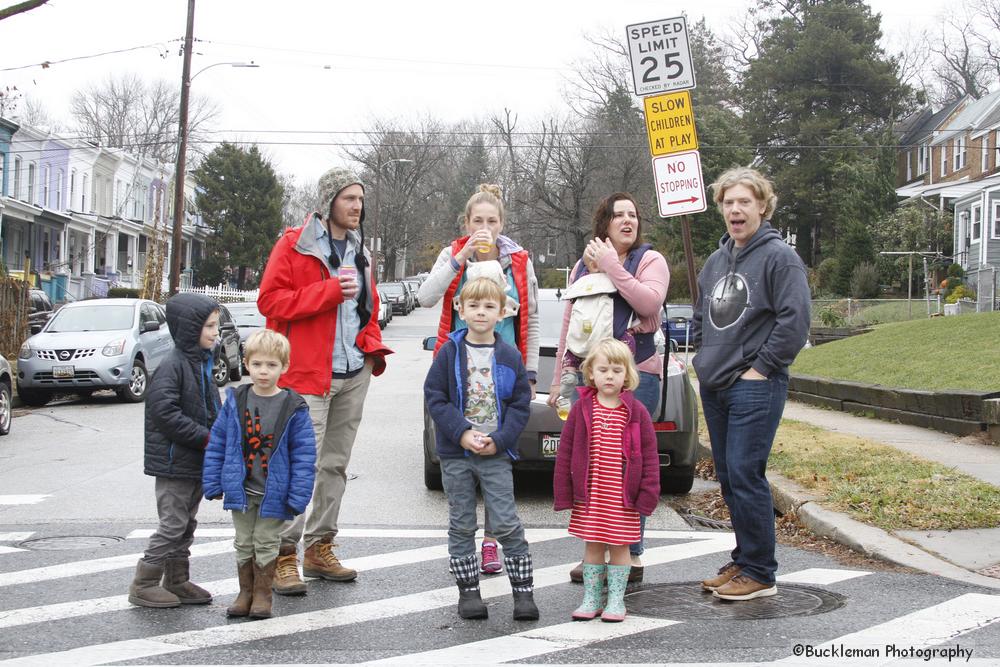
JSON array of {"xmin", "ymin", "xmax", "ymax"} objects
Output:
[{"xmin": 203, "ymin": 329, "xmax": 315, "ymax": 619}]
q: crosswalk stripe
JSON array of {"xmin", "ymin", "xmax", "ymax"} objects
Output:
[
  {"xmin": 776, "ymin": 568, "xmax": 871, "ymax": 585},
  {"xmin": 122, "ymin": 527, "xmax": 716, "ymax": 540},
  {"xmin": 0, "ymin": 533, "xmax": 34, "ymax": 542},
  {"xmin": 368, "ymin": 615, "xmax": 679, "ymax": 664},
  {"xmin": 0, "ymin": 546, "xmax": 25, "ymax": 555},
  {"xmin": 774, "ymin": 593, "xmax": 1000, "ymax": 665},
  {"xmin": 0, "ymin": 540, "xmax": 233, "ymax": 589},
  {"xmin": 0, "ymin": 535, "xmax": 571, "ymax": 629},
  {"xmin": 0, "ymin": 537, "xmax": 735, "ymax": 666},
  {"xmin": 0, "ymin": 495, "xmax": 49, "ymax": 505}
]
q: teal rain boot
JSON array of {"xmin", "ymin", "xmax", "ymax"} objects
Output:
[
  {"xmin": 572, "ymin": 563, "xmax": 606, "ymax": 620},
  {"xmin": 601, "ymin": 564, "xmax": 631, "ymax": 622}
]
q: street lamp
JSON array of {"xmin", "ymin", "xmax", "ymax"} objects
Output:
[
  {"xmin": 168, "ymin": 56, "xmax": 259, "ymax": 295},
  {"xmin": 371, "ymin": 158, "xmax": 412, "ymax": 282}
]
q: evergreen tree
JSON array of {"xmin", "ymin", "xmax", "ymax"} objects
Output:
[
  {"xmin": 194, "ymin": 143, "xmax": 284, "ymax": 289},
  {"xmin": 834, "ymin": 219, "xmax": 876, "ymax": 296},
  {"xmin": 739, "ymin": 0, "xmax": 911, "ymax": 267}
]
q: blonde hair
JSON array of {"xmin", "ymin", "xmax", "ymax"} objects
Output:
[
  {"xmin": 580, "ymin": 339, "xmax": 639, "ymax": 392},
  {"xmin": 463, "ymin": 183, "xmax": 505, "ymax": 225},
  {"xmin": 458, "ymin": 277, "xmax": 506, "ymax": 308},
  {"xmin": 710, "ymin": 167, "xmax": 777, "ymax": 219},
  {"xmin": 243, "ymin": 329, "xmax": 291, "ymax": 366}
]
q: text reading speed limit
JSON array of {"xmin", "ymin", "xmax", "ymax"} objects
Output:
[{"xmin": 626, "ymin": 16, "xmax": 696, "ymax": 96}]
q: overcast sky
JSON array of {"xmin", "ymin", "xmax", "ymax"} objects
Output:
[{"xmin": 1, "ymin": 0, "xmax": 940, "ymax": 182}]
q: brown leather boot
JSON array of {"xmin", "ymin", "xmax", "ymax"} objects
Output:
[
  {"xmin": 227, "ymin": 560, "xmax": 254, "ymax": 617},
  {"xmin": 272, "ymin": 543, "xmax": 307, "ymax": 596},
  {"xmin": 303, "ymin": 537, "xmax": 357, "ymax": 581},
  {"xmin": 162, "ymin": 557, "xmax": 212, "ymax": 604},
  {"xmin": 249, "ymin": 559, "xmax": 276, "ymax": 619}
]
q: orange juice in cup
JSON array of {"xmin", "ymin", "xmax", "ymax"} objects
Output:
[{"xmin": 475, "ymin": 238, "xmax": 494, "ymax": 254}]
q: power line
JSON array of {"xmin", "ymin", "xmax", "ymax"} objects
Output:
[{"xmin": 0, "ymin": 40, "xmax": 180, "ymax": 73}]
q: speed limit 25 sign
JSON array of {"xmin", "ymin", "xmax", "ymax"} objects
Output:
[{"xmin": 626, "ymin": 16, "xmax": 696, "ymax": 96}]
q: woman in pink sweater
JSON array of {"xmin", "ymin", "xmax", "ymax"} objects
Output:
[{"xmin": 548, "ymin": 191, "xmax": 670, "ymax": 582}]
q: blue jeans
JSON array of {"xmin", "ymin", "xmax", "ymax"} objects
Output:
[
  {"xmin": 441, "ymin": 455, "xmax": 529, "ymax": 559},
  {"xmin": 699, "ymin": 374, "xmax": 788, "ymax": 585},
  {"xmin": 572, "ymin": 370, "xmax": 660, "ymax": 557}
]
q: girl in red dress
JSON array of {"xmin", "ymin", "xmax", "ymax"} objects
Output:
[{"xmin": 553, "ymin": 339, "xmax": 660, "ymax": 622}]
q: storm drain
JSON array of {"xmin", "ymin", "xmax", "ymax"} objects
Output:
[
  {"xmin": 680, "ymin": 510, "xmax": 732, "ymax": 531},
  {"xmin": 625, "ymin": 582, "xmax": 846, "ymax": 620},
  {"xmin": 18, "ymin": 535, "xmax": 124, "ymax": 551}
]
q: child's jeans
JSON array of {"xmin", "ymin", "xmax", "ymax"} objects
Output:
[
  {"xmin": 441, "ymin": 455, "xmax": 529, "ymax": 559},
  {"xmin": 232, "ymin": 493, "xmax": 285, "ymax": 566},
  {"xmin": 144, "ymin": 477, "xmax": 202, "ymax": 565}
]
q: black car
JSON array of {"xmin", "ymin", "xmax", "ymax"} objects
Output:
[
  {"xmin": 421, "ymin": 289, "xmax": 701, "ymax": 494},
  {"xmin": 28, "ymin": 289, "xmax": 54, "ymax": 335},
  {"xmin": 378, "ymin": 282, "xmax": 413, "ymax": 315},
  {"xmin": 212, "ymin": 304, "xmax": 244, "ymax": 387}
]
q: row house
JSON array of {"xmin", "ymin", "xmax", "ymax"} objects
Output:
[
  {"xmin": 0, "ymin": 117, "xmax": 210, "ymax": 302},
  {"xmin": 895, "ymin": 89, "xmax": 1000, "ymax": 310}
]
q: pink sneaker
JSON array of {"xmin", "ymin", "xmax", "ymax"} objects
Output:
[{"xmin": 480, "ymin": 541, "xmax": 502, "ymax": 574}]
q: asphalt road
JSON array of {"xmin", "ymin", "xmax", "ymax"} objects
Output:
[{"xmin": 1, "ymin": 305, "xmax": 998, "ymax": 665}]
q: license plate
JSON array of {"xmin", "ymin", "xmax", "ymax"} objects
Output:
[
  {"xmin": 541, "ymin": 434, "xmax": 560, "ymax": 458},
  {"xmin": 52, "ymin": 365, "xmax": 74, "ymax": 378}
]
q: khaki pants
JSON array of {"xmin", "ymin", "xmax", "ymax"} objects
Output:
[
  {"xmin": 232, "ymin": 493, "xmax": 285, "ymax": 566},
  {"xmin": 280, "ymin": 359, "xmax": 372, "ymax": 549}
]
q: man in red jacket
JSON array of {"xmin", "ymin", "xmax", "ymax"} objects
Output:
[{"xmin": 257, "ymin": 167, "xmax": 392, "ymax": 595}]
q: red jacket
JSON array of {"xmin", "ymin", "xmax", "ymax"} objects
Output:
[
  {"xmin": 553, "ymin": 387, "xmax": 660, "ymax": 516},
  {"xmin": 257, "ymin": 220, "xmax": 391, "ymax": 396}
]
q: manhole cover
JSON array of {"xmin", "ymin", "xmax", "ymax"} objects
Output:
[
  {"xmin": 18, "ymin": 535, "xmax": 124, "ymax": 551},
  {"xmin": 626, "ymin": 582, "xmax": 846, "ymax": 620}
]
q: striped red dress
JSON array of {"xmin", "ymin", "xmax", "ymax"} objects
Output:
[{"xmin": 568, "ymin": 398, "xmax": 640, "ymax": 545}]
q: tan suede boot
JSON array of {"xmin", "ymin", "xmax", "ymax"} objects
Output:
[
  {"xmin": 303, "ymin": 537, "xmax": 357, "ymax": 581},
  {"xmin": 272, "ymin": 543, "xmax": 307, "ymax": 596},
  {"xmin": 128, "ymin": 559, "xmax": 180, "ymax": 608},
  {"xmin": 162, "ymin": 557, "xmax": 212, "ymax": 604},
  {"xmin": 249, "ymin": 559, "xmax": 276, "ymax": 619},
  {"xmin": 227, "ymin": 560, "xmax": 254, "ymax": 617}
]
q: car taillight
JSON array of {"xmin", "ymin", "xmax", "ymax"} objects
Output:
[{"xmin": 653, "ymin": 422, "xmax": 678, "ymax": 432}]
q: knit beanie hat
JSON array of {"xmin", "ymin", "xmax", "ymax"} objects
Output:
[{"xmin": 317, "ymin": 167, "xmax": 365, "ymax": 224}]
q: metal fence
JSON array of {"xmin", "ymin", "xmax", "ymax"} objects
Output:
[{"xmin": 811, "ymin": 297, "xmax": 943, "ymax": 327}]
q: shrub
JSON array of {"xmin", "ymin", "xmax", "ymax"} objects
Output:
[
  {"xmin": 107, "ymin": 287, "xmax": 142, "ymax": 299},
  {"xmin": 947, "ymin": 263, "xmax": 965, "ymax": 278},
  {"xmin": 945, "ymin": 284, "xmax": 976, "ymax": 304},
  {"xmin": 849, "ymin": 262, "xmax": 881, "ymax": 299},
  {"xmin": 816, "ymin": 257, "xmax": 840, "ymax": 294},
  {"xmin": 818, "ymin": 304, "xmax": 847, "ymax": 327}
]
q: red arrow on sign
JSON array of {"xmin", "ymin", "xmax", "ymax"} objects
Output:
[{"xmin": 667, "ymin": 196, "xmax": 699, "ymax": 205}]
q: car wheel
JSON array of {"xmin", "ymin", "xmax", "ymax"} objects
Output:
[
  {"xmin": 0, "ymin": 381, "xmax": 11, "ymax": 435},
  {"xmin": 16, "ymin": 385, "xmax": 51, "ymax": 407},
  {"xmin": 117, "ymin": 359, "xmax": 148, "ymax": 403},
  {"xmin": 424, "ymin": 445, "xmax": 443, "ymax": 491},
  {"xmin": 213, "ymin": 356, "xmax": 230, "ymax": 387},
  {"xmin": 660, "ymin": 465, "xmax": 695, "ymax": 495},
  {"xmin": 228, "ymin": 354, "xmax": 242, "ymax": 382}
]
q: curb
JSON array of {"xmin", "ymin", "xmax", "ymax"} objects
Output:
[{"xmin": 768, "ymin": 472, "xmax": 1000, "ymax": 590}]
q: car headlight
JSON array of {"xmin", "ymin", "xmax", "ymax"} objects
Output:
[
  {"xmin": 102, "ymin": 338, "xmax": 126, "ymax": 356},
  {"xmin": 18, "ymin": 342, "xmax": 33, "ymax": 359}
]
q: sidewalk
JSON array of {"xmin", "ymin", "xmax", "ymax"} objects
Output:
[{"xmin": 771, "ymin": 399, "xmax": 1000, "ymax": 590}]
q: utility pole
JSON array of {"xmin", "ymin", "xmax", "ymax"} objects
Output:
[{"xmin": 168, "ymin": 0, "xmax": 196, "ymax": 296}]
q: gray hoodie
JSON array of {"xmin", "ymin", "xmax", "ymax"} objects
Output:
[{"xmin": 691, "ymin": 222, "xmax": 811, "ymax": 391}]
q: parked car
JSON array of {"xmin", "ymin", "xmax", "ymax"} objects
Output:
[
  {"xmin": 16, "ymin": 298, "xmax": 174, "ymax": 406},
  {"xmin": 401, "ymin": 280, "xmax": 422, "ymax": 307},
  {"xmin": 662, "ymin": 303, "xmax": 695, "ymax": 349},
  {"xmin": 28, "ymin": 289, "xmax": 54, "ymax": 335},
  {"xmin": 224, "ymin": 301, "xmax": 266, "ymax": 372},
  {"xmin": 377, "ymin": 288, "xmax": 393, "ymax": 329},
  {"xmin": 421, "ymin": 288, "xmax": 700, "ymax": 494},
  {"xmin": 0, "ymin": 356, "xmax": 12, "ymax": 436},
  {"xmin": 378, "ymin": 282, "xmax": 413, "ymax": 315},
  {"xmin": 212, "ymin": 304, "xmax": 244, "ymax": 387}
]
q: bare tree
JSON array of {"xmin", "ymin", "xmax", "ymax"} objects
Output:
[
  {"xmin": 69, "ymin": 73, "xmax": 219, "ymax": 163},
  {"xmin": 278, "ymin": 174, "xmax": 318, "ymax": 229},
  {"xmin": 0, "ymin": 0, "xmax": 48, "ymax": 22}
]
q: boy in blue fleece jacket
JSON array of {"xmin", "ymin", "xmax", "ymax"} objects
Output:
[
  {"xmin": 203, "ymin": 329, "xmax": 316, "ymax": 619},
  {"xmin": 424, "ymin": 277, "xmax": 537, "ymax": 621}
]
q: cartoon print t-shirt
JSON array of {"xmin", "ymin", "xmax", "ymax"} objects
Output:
[
  {"xmin": 243, "ymin": 391, "xmax": 282, "ymax": 496},
  {"xmin": 463, "ymin": 342, "xmax": 499, "ymax": 434}
]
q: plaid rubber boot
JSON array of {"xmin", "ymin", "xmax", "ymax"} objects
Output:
[
  {"xmin": 505, "ymin": 554, "xmax": 539, "ymax": 620},
  {"xmin": 450, "ymin": 555, "xmax": 487, "ymax": 619}
]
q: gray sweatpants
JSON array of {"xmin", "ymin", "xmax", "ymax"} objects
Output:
[{"xmin": 143, "ymin": 477, "xmax": 202, "ymax": 565}]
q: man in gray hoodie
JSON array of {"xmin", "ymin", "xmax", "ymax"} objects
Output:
[{"xmin": 691, "ymin": 167, "xmax": 810, "ymax": 601}]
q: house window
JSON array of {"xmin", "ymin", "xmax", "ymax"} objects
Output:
[
  {"xmin": 993, "ymin": 201, "xmax": 1000, "ymax": 239},
  {"xmin": 81, "ymin": 173, "xmax": 88, "ymax": 212},
  {"xmin": 70, "ymin": 170, "xmax": 76, "ymax": 209},
  {"xmin": 906, "ymin": 151, "xmax": 912, "ymax": 181},
  {"xmin": 958, "ymin": 210, "xmax": 969, "ymax": 253},
  {"xmin": 42, "ymin": 165, "xmax": 50, "ymax": 207},
  {"xmin": 954, "ymin": 136, "xmax": 967, "ymax": 171},
  {"xmin": 56, "ymin": 169, "xmax": 63, "ymax": 210},
  {"xmin": 982, "ymin": 139, "xmax": 990, "ymax": 173},
  {"xmin": 918, "ymin": 143, "xmax": 928, "ymax": 176},
  {"xmin": 941, "ymin": 144, "xmax": 948, "ymax": 177},
  {"xmin": 27, "ymin": 163, "xmax": 35, "ymax": 203},
  {"xmin": 971, "ymin": 204, "xmax": 982, "ymax": 243},
  {"xmin": 13, "ymin": 156, "xmax": 21, "ymax": 199}
]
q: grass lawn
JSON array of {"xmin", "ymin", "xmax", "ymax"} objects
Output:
[{"xmin": 792, "ymin": 311, "xmax": 1000, "ymax": 392}]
